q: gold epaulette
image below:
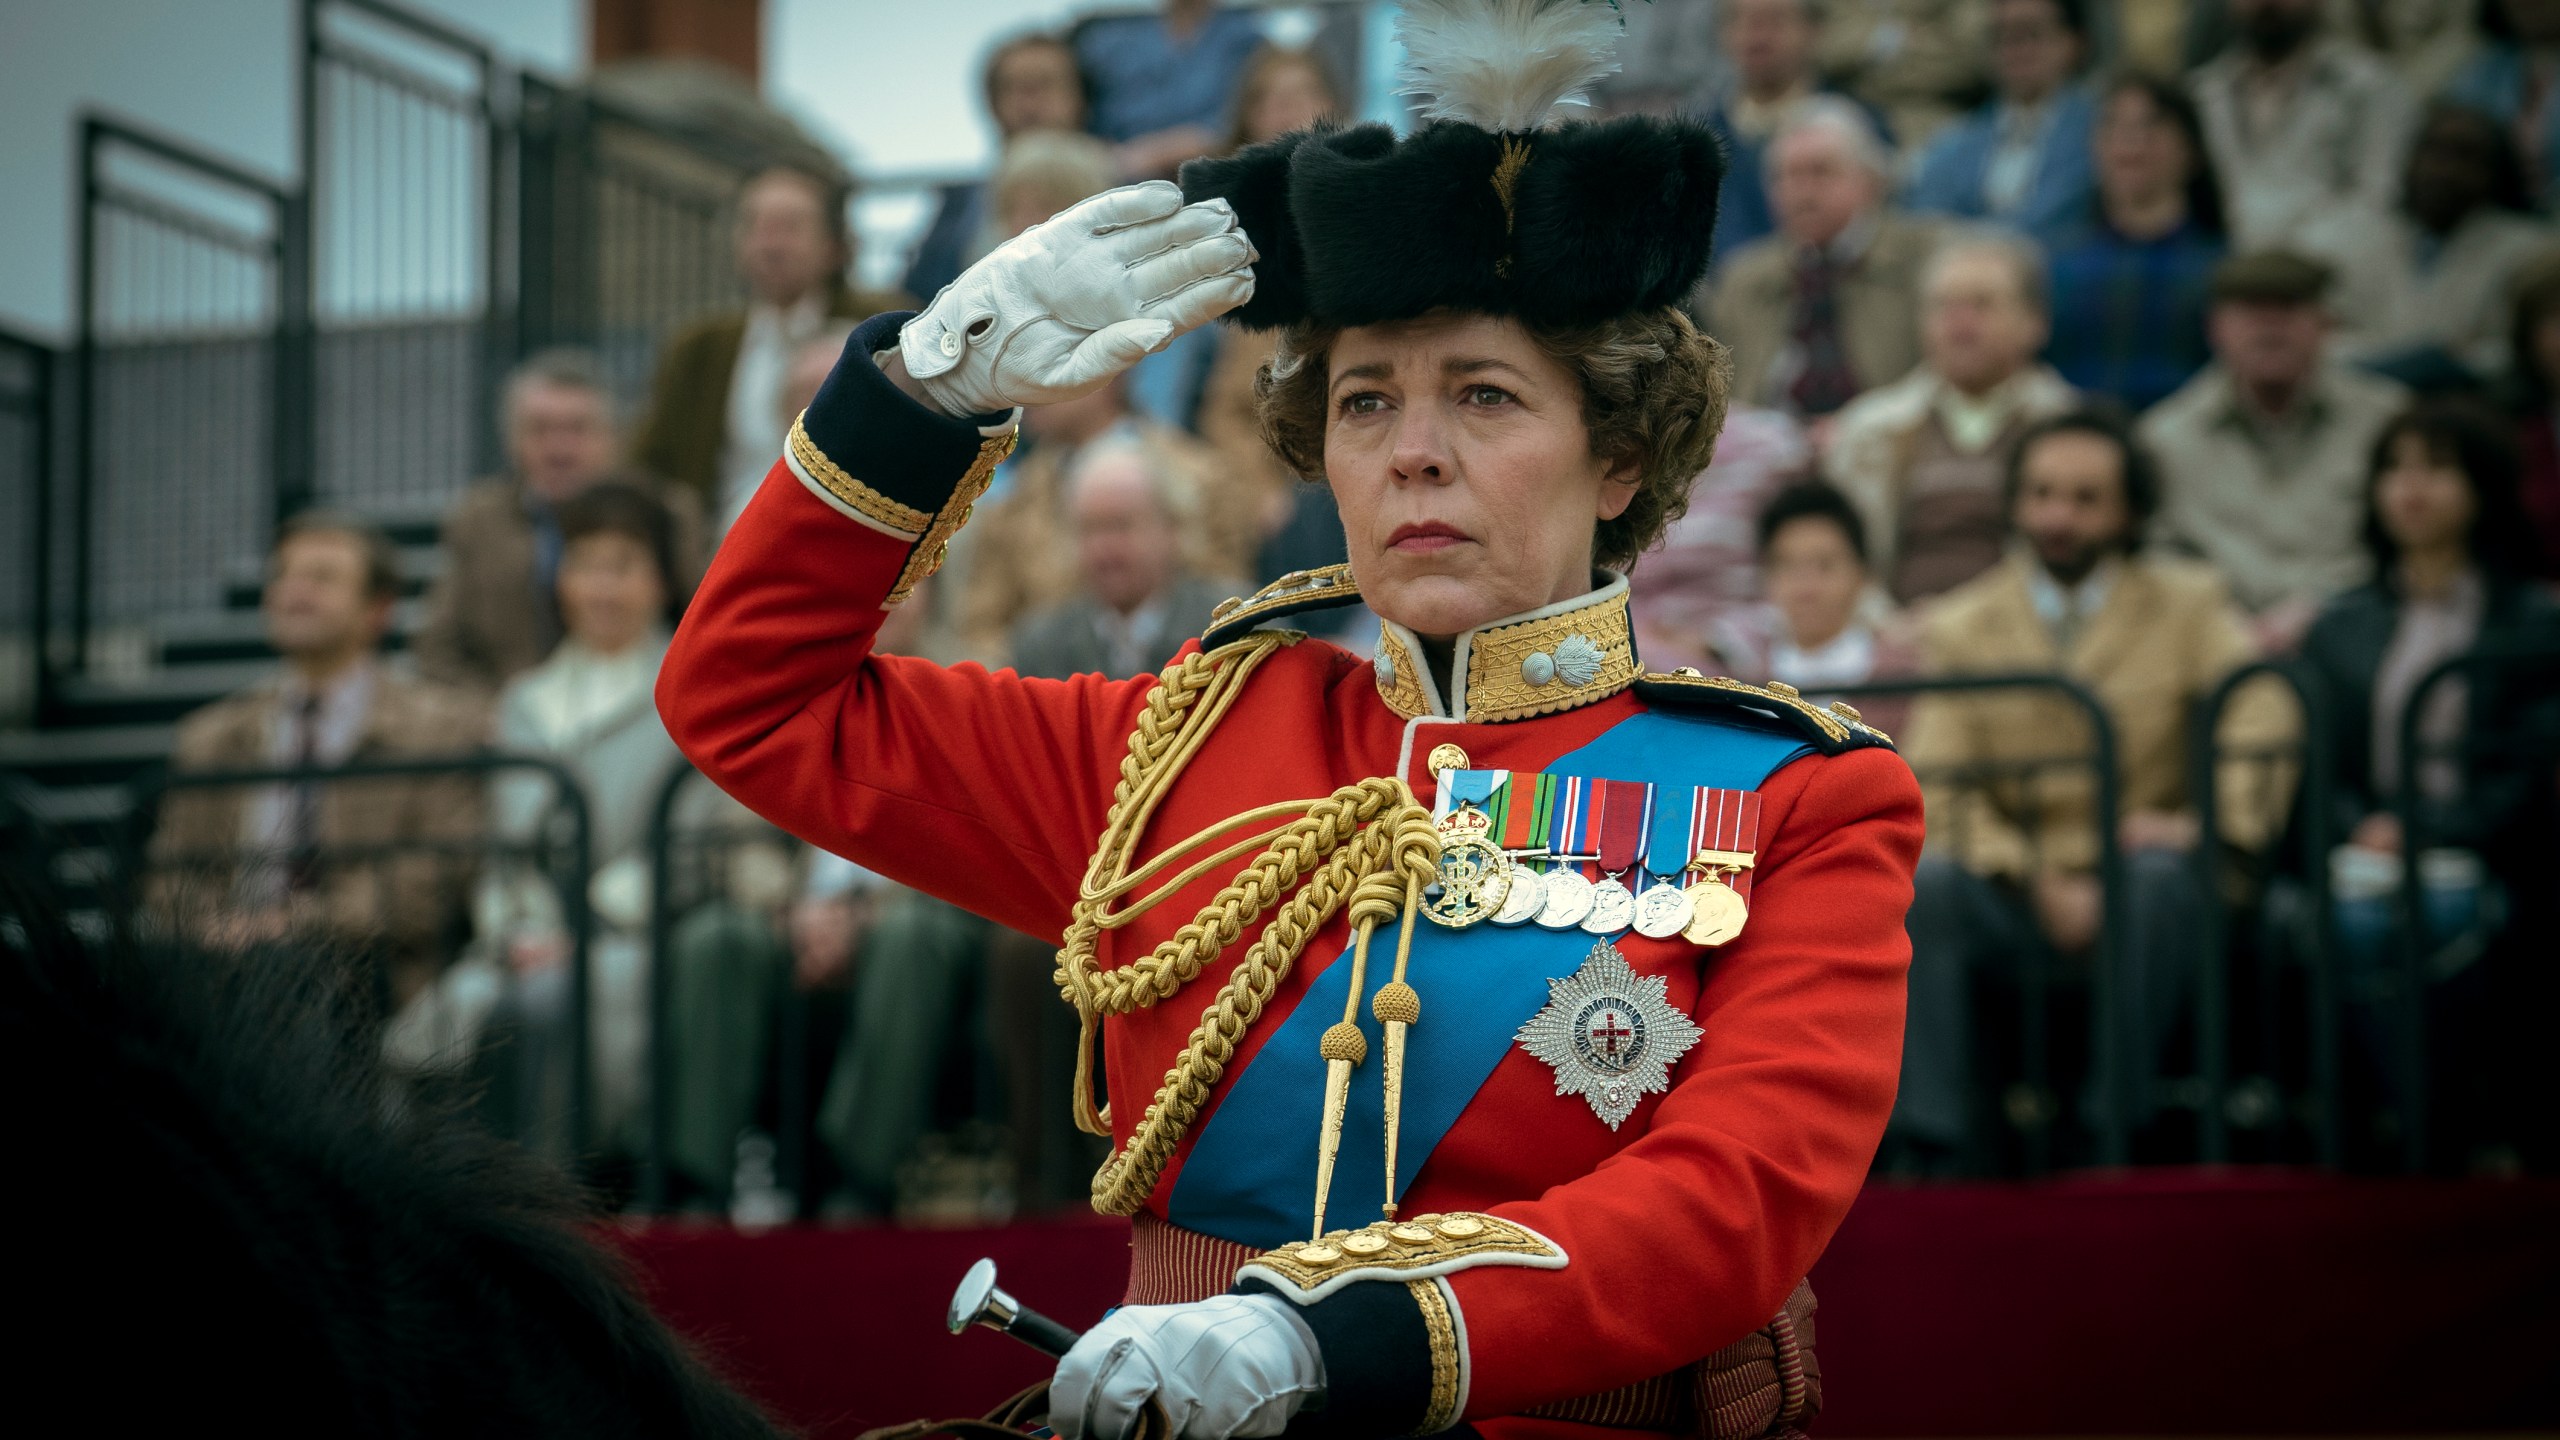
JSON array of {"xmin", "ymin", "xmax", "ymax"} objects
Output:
[
  {"xmin": 1236, "ymin": 1212, "xmax": 1567, "ymax": 1304},
  {"xmin": 1202, "ymin": 564, "xmax": 1364, "ymax": 648},
  {"xmin": 1632, "ymin": 669, "xmax": 1896, "ymax": 753}
]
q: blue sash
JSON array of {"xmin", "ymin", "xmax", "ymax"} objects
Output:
[{"xmin": 1164, "ymin": 709, "xmax": 1814, "ymax": 1250}]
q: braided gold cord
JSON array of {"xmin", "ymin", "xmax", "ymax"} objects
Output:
[{"xmin": 1052, "ymin": 633, "xmax": 1443, "ymax": 1216}]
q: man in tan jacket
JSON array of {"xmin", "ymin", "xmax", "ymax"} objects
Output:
[
  {"xmin": 1891, "ymin": 410, "xmax": 2299, "ymax": 1167},
  {"xmin": 414, "ymin": 350, "xmax": 699, "ymax": 695},
  {"xmin": 1704, "ymin": 97, "xmax": 1939, "ymax": 419},
  {"xmin": 149, "ymin": 513, "xmax": 490, "ymax": 1008}
]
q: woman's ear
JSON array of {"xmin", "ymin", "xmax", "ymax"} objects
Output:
[{"xmin": 1594, "ymin": 453, "xmax": 1643, "ymax": 522}]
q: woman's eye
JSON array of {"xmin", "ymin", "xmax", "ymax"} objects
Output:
[
  {"xmin": 1463, "ymin": 385, "xmax": 1514, "ymax": 408},
  {"xmin": 1338, "ymin": 391, "xmax": 1387, "ymax": 417}
]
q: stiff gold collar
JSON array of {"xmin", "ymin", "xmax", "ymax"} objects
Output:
[{"xmin": 1371, "ymin": 573, "xmax": 1641, "ymax": 724}]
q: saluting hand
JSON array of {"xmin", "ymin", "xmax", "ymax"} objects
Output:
[{"xmin": 898, "ymin": 180, "xmax": 1256, "ymax": 418}]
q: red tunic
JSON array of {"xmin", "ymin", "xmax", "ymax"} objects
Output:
[{"xmin": 659, "ymin": 314, "xmax": 1921, "ymax": 1437}]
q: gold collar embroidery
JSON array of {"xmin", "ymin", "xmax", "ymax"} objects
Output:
[{"xmin": 1371, "ymin": 574, "xmax": 1641, "ymax": 724}]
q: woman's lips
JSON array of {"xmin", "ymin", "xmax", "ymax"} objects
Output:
[{"xmin": 1387, "ymin": 522, "xmax": 1470, "ymax": 553}]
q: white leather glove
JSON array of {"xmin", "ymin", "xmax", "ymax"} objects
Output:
[
  {"xmin": 899, "ymin": 180, "xmax": 1254, "ymax": 417},
  {"xmin": 1051, "ymin": 1293, "xmax": 1325, "ymax": 1440}
]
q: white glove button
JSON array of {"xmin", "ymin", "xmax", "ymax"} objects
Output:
[{"xmin": 939, "ymin": 331, "xmax": 960, "ymax": 358}]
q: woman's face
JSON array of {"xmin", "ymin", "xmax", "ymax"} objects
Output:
[
  {"xmin": 559, "ymin": 531, "xmax": 666, "ymax": 655},
  {"xmin": 1763, "ymin": 516, "xmax": 1867, "ymax": 648},
  {"xmin": 2094, "ymin": 88, "xmax": 2190, "ymax": 208},
  {"xmin": 2374, "ymin": 433, "xmax": 2479, "ymax": 556},
  {"xmin": 1246, "ymin": 61, "xmax": 1333, "ymax": 145},
  {"xmin": 1324, "ymin": 312, "xmax": 1638, "ymax": 638}
]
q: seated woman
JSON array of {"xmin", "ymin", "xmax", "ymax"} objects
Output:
[
  {"xmin": 2299, "ymin": 402, "xmax": 2558, "ymax": 1081},
  {"xmin": 658, "ymin": 3, "xmax": 1918, "ymax": 1433},
  {"xmin": 1711, "ymin": 480, "xmax": 1919, "ymax": 737},
  {"xmin": 2041, "ymin": 73, "xmax": 2227, "ymax": 414},
  {"xmin": 451, "ymin": 483, "xmax": 788, "ymax": 1190}
]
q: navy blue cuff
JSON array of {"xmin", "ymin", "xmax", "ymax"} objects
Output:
[
  {"xmin": 798, "ymin": 310, "xmax": 1013, "ymax": 520},
  {"xmin": 1237, "ymin": 1276, "xmax": 1438, "ymax": 1438}
]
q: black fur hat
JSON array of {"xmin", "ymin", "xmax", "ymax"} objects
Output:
[{"xmin": 1180, "ymin": 0, "xmax": 1722, "ymax": 331}]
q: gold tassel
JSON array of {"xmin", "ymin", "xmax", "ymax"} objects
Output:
[
  {"xmin": 1309, "ymin": 938, "xmax": 1374, "ymax": 1241},
  {"xmin": 1372, "ymin": 873, "xmax": 1424, "ymax": 1220}
]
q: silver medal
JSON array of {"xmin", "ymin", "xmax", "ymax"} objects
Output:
[
  {"xmin": 1514, "ymin": 941, "xmax": 1705, "ymax": 1129},
  {"xmin": 1632, "ymin": 878, "xmax": 1694, "ymax": 939},
  {"xmin": 1533, "ymin": 866, "xmax": 1595, "ymax": 929},
  {"xmin": 1492, "ymin": 863, "xmax": 1547, "ymax": 925},
  {"xmin": 1580, "ymin": 875, "xmax": 1636, "ymax": 934}
]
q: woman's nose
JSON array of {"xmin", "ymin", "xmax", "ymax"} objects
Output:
[{"xmin": 1389, "ymin": 407, "xmax": 1451, "ymax": 484}]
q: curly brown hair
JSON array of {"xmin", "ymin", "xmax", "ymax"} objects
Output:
[{"xmin": 1253, "ymin": 308, "xmax": 1731, "ymax": 571}]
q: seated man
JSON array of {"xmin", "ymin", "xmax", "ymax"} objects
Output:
[
  {"xmin": 148, "ymin": 511, "xmax": 488, "ymax": 1009},
  {"xmin": 414, "ymin": 349, "xmax": 695, "ymax": 694},
  {"xmin": 1707, "ymin": 97, "xmax": 1940, "ymax": 419},
  {"xmin": 1824, "ymin": 229, "xmax": 2076, "ymax": 605},
  {"xmin": 1893, "ymin": 411, "xmax": 2298, "ymax": 1167},
  {"xmin": 1010, "ymin": 437, "xmax": 1239, "ymax": 680},
  {"xmin": 1905, "ymin": 0, "xmax": 2097, "ymax": 240},
  {"xmin": 2138, "ymin": 251, "xmax": 2408, "ymax": 653}
]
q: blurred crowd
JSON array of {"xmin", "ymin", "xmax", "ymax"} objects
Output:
[{"xmin": 139, "ymin": 0, "xmax": 2560, "ymax": 1207}]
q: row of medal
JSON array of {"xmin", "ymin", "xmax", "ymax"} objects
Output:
[{"xmin": 1421, "ymin": 769, "xmax": 1762, "ymax": 947}]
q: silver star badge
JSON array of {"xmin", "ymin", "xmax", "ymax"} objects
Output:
[{"xmin": 1514, "ymin": 941, "xmax": 1704, "ymax": 1129}]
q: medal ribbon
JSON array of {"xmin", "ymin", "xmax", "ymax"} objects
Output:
[
  {"xmin": 1645, "ymin": 779, "xmax": 1693, "ymax": 882},
  {"xmin": 1497, "ymin": 772, "xmax": 1545, "ymax": 855},
  {"xmin": 1549, "ymin": 775, "xmax": 1589, "ymax": 873},
  {"xmin": 1687, "ymin": 787, "xmax": 1764, "ymax": 902},
  {"xmin": 1592, "ymin": 778, "xmax": 1649, "ymax": 880},
  {"xmin": 1439, "ymin": 768, "xmax": 1502, "ymax": 822}
]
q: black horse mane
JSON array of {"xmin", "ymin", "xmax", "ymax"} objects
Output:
[{"xmin": 0, "ymin": 866, "xmax": 790, "ymax": 1438}]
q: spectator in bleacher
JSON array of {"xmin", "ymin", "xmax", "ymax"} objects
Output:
[
  {"xmin": 456, "ymin": 482, "xmax": 786, "ymax": 1184},
  {"xmin": 2297, "ymin": 401, "xmax": 2560, "ymax": 1144},
  {"xmin": 2100, "ymin": 0, "xmax": 2218, "ymax": 75},
  {"xmin": 2498, "ymin": 254, "xmax": 2560, "ymax": 573},
  {"xmin": 148, "ymin": 512, "xmax": 487, "ymax": 1010},
  {"xmin": 1825, "ymin": 231, "xmax": 2078, "ymax": 605},
  {"xmin": 955, "ymin": 374, "xmax": 1237, "ymax": 667},
  {"xmin": 1816, "ymin": 0, "xmax": 1993, "ymax": 147},
  {"xmin": 1629, "ymin": 406, "xmax": 1815, "ymax": 675},
  {"xmin": 1906, "ymin": 0, "xmax": 2099, "ymax": 240},
  {"xmin": 1707, "ymin": 98, "xmax": 1939, "ymax": 420},
  {"xmin": 1698, "ymin": 0, "xmax": 1884, "ymax": 267},
  {"xmin": 1893, "ymin": 411, "xmax": 2299, "ymax": 1167},
  {"xmin": 1075, "ymin": 0, "xmax": 1268, "ymax": 180},
  {"xmin": 1198, "ymin": 48, "xmax": 1345, "ymax": 567},
  {"xmin": 989, "ymin": 128, "xmax": 1123, "ymax": 244},
  {"xmin": 2043, "ymin": 74, "xmax": 2230, "ymax": 413},
  {"xmin": 2343, "ymin": 0, "xmax": 2489, "ymax": 99},
  {"xmin": 1723, "ymin": 481, "xmax": 1922, "ymax": 736},
  {"xmin": 2302, "ymin": 401, "xmax": 2555, "ymax": 870},
  {"xmin": 2190, "ymin": 0, "xmax": 2420, "ymax": 251},
  {"xmin": 2444, "ymin": 0, "xmax": 2560, "ymax": 212},
  {"xmin": 2140, "ymin": 251, "xmax": 2410, "ymax": 652},
  {"xmin": 2320, "ymin": 102, "xmax": 2551, "ymax": 381},
  {"xmin": 416, "ymin": 350, "xmax": 694, "ymax": 695},
  {"xmin": 632, "ymin": 164, "xmax": 907, "ymax": 529},
  {"xmin": 901, "ymin": 31, "xmax": 1089, "ymax": 305}
]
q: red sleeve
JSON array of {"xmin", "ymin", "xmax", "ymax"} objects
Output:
[
  {"xmin": 656, "ymin": 314, "xmax": 1153, "ymax": 939},
  {"xmin": 1451, "ymin": 745, "xmax": 1921, "ymax": 1415}
]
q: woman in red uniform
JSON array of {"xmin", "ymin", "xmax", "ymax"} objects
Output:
[{"xmin": 660, "ymin": 4, "xmax": 1919, "ymax": 1436}]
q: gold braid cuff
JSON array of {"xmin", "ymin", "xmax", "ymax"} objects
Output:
[
  {"xmin": 1410, "ymin": 1278, "xmax": 1464, "ymax": 1435},
  {"xmin": 1051, "ymin": 632, "xmax": 1444, "ymax": 1217},
  {"xmin": 1236, "ymin": 1212, "xmax": 1568, "ymax": 1304},
  {"xmin": 787, "ymin": 413, "xmax": 932, "ymax": 537},
  {"xmin": 887, "ymin": 428, "xmax": 1016, "ymax": 608}
]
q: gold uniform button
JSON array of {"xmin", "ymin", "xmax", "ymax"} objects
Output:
[
  {"xmin": 1389, "ymin": 1224, "xmax": 1436, "ymax": 1244},
  {"xmin": 1829, "ymin": 699, "xmax": 1863, "ymax": 721},
  {"xmin": 1432, "ymin": 1216, "xmax": 1485, "ymax": 1239},
  {"xmin": 1766, "ymin": 681, "xmax": 1800, "ymax": 698},
  {"xmin": 1341, "ymin": 1232, "xmax": 1391, "ymax": 1256},
  {"xmin": 1294, "ymin": 1244, "xmax": 1342, "ymax": 1265},
  {"xmin": 1426, "ymin": 743, "xmax": 1471, "ymax": 776}
]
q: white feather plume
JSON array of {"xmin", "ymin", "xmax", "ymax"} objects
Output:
[{"xmin": 1395, "ymin": 0, "xmax": 1626, "ymax": 132}]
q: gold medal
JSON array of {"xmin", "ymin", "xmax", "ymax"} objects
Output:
[{"xmin": 1680, "ymin": 876, "xmax": 1748, "ymax": 946}]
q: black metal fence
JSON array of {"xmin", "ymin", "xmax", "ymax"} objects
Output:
[
  {"xmin": 0, "ymin": 330, "xmax": 52, "ymax": 720},
  {"xmin": 74, "ymin": 117, "xmax": 298, "ymax": 645}
]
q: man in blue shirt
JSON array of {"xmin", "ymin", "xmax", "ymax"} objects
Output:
[
  {"xmin": 1906, "ymin": 0, "xmax": 2097, "ymax": 242},
  {"xmin": 1074, "ymin": 0, "xmax": 1268, "ymax": 179},
  {"xmin": 1699, "ymin": 0, "xmax": 1891, "ymax": 269}
]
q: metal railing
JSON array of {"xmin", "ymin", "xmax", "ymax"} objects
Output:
[
  {"xmin": 0, "ymin": 330, "xmax": 52, "ymax": 722},
  {"xmin": 127, "ymin": 753, "xmax": 596, "ymax": 1148}
]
